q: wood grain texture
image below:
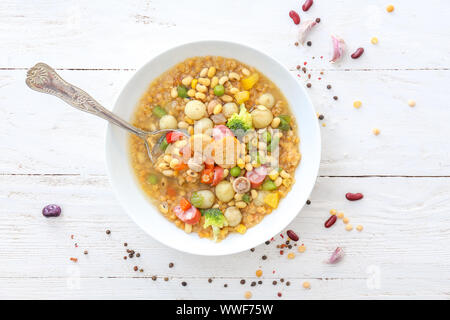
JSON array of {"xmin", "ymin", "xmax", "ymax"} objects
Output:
[
  {"xmin": 0, "ymin": 0, "xmax": 449, "ymax": 299},
  {"xmin": 0, "ymin": 175, "xmax": 449, "ymax": 299}
]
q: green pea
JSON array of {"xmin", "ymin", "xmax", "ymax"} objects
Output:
[
  {"xmin": 242, "ymin": 193, "xmax": 251, "ymax": 204},
  {"xmin": 177, "ymin": 85, "xmax": 188, "ymax": 98},
  {"xmin": 262, "ymin": 180, "xmax": 277, "ymax": 191},
  {"xmin": 153, "ymin": 105, "xmax": 167, "ymax": 118},
  {"xmin": 230, "ymin": 166, "xmax": 241, "ymax": 177},
  {"xmin": 147, "ymin": 174, "xmax": 158, "ymax": 185},
  {"xmin": 213, "ymin": 85, "xmax": 225, "ymax": 97}
]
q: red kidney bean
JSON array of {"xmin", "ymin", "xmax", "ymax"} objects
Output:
[
  {"xmin": 286, "ymin": 230, "xmax": 299, "ymax": 241},
  {"xmin": 289, "ymin": 10, "xmax": 300, "ymax": 25},
  {"xmin": 302, "ymin": 0, "xmax": 313, "ymax": 12},
  {"xmin": 324, "ymin": 215, "xmax": 337, "ymax": 228},
  {"xmin": 351, "ymin": 47, "xmax": 364, "ymax": 59},
  {"xmin": 346, "ymin": 192, "xmax": 364, "ymax": 201}
]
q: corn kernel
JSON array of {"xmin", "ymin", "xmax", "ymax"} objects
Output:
[
  {"xmin": 268, "ymin": 169, "xmax": 279, "ymax": 180},
  {"xmin": 343, "ymin": 217, "xmax": 350, "ymax": 224},
  {"xmin": 356, "ymin": 225, "xmax": 364, "ymax": 232},
  {"xmin": 371, "ymin": 37, "xmax": 378, "ymax": 44},
  {"xmin": 386, "ymin": 5, "xmax": 394, "ymax": 12},
  {"xmin": 302, "ymin": 281, "xmax": 311, "ymax": 289},
  {"xmin": 337, "ymin": 212, "xmax": 344, "ymax": 219},
  {"xmin": 237, "ymin": 158, "xmax": 245, "ymax": 169},
  {"xmin": 297, "ymin": 245, "xmax": 306, "ymax": 253},
  {"xmin": 408, "ymin": 99, "xmax": 416, "ymax": 107},
  {"xmin": 345, "ymin": 224, "xmax": 353, "ymax": 231},
  {"xmin": 353, "ymin": 100, "xmax": 362, "ymax": 109},
  {"xmin": 330, "ymin": 209, "xmax": 337, "ymax": 215},
  {"xmin": 236, "ymin": 224, "xmax": 247, "ymax": 234},
  {"xmin": 373, "ymin": 128, "xmax": 380, "ymax": 136},
  {"xmin": 287, "ymin": 252, "xmax": 295, "ymax": 259},
  {"xmin": 191, "ymin": 78, "xmax": 198, "ymax": 89}
]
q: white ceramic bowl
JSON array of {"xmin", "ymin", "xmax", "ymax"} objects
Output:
[{"xmin": 106, "ymin": 40, "xmax": 321, "ymax": 256}]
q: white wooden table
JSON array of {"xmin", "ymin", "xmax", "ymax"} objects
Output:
[{"xmin": 1, "ymin": 0, "xmax": 449, "ymax": 299}]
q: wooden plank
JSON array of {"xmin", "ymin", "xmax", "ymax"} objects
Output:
[
  {"xmin": 2, "ymin": 69, "xmax": 449, "ymax": 176},
  {"xmin": 0, "ymin": 175, "xmax": 448, "ymax": 299},
  {"xmin": 0, "ymin": 0, "xmax": 449, "ymax": 70}
]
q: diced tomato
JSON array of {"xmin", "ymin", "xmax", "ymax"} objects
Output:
[
  {"xmin": 245, "ymin": 166, "xmax": 268, "ymax": 188},
  {"xmin": 200, "ymin": 168, "xmax": 214, "ymax": 184},
  {"xmin": 204, "ymin": 157, "xmax": 215, "ymax": 169},
  {"xmin": 211, "ymin": 166, "xmax": 224, "ymax": 186},
  {"xmin": 174, "ymin": 162, "xmax": 188, "ymax": 171},
  {"xmin": 166, "ymin": 131, "xmax": 184, "ymax": 143},
  {"xmin": 174, "ymin": 205, "xmax": 201, "ymax": 225},
  {"xmin": 179, "ymin": 197, "xmax": 191, "ymax": 211},
  {"xmin": 212, "ymin": 125, "xmax": 234, "ymax": 141},
  {"xmin": 166, "ymin": 186, "xmax": 177, "ymax": 197}
]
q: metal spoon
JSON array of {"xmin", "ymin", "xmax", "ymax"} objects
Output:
[{"xmin": 25, "ymin": 63, "xmax": 187, "ymax": 162}]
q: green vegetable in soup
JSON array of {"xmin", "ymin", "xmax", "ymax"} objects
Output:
[
  {"xmin": 147, "ymin": 174, "xmax": 158, "ymax": 185},
  {"xmin": 190, "ymin": 192, "xmax": 204, "ymax": 208},
  {"xmin": 267, "ymin": 135, "xmax": 279, "ymax": 153},
  {"xmin": 177, "ymin": 85, "xmax": 188, "ymax": 98},
  {"xmin": 242, "ymin": 193, "xmax": 251, "ymax": 204},
  {"xmin": 261, "ymin": 131, "xmax": 271, "ymax": 144},
  {"xmin": 213, "ymin": 85, "xmax": 225, "ymax": 97},
  {"xmin": 226, "ymin": 104, "xmax": 253, "ymax": 134},
  {"xmin": 201, "ymin": 208, "xmax": 228, "ymax": 242},
  {"xmin": 230, "ymin": 166, "xmax": 241, "ymax": 177},
  {"xmin": 278, "ymin": 115, "xmax": 291, "ymax": 131},
  {"xmin": 262, "ymin": 179, "xmax": 277, "ymax": 191},
  {"xmin": 153, "ymin": 105, "xmax": 167, "ymax": 118},
  {"xmin": 159, "ymin": 136, "xmax": 169, "ymax": 152}
]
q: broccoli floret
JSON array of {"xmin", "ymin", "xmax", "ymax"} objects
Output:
[
  {"xmin": 226, "ymin": 104, "xmax": 253, "ymax": 135},
  {"xmin": 201, "ymin": 208, "xmax": 228, "ymax": 241}
]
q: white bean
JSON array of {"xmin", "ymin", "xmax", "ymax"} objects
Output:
[
  {"xmin": 258, "ymin": 93, "xmax": 275, "ymax": 108},
  {"xmin": 194, "ymin": 118, "xmax": 213, "ymax": 134},
  {"xmin": 224, "ymin": 207, "xmax": 242, "ymax": 227},
  {"xmin": 159, "ymin": 115, "xmax": 177, "ymax": 129},
  {"xmin": 184, "ymin": 100, "xmax": 206, "ymax": 120},
  {"xmin": 251, "ymin": 106, "xmax": 273, "ymax": 129},
  {"xmin": 215, "ymin": 181, "xmax": 235, "ymax": 202}
]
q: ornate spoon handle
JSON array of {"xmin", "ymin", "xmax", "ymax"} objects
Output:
[{"xmin": 25, "ymin": 63, "xmax": 146, "ymax": 137}]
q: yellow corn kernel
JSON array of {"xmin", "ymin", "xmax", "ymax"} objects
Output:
[
  {"xmin": 184, "ymin": 116, "xmax": 194, "ymax": 124},
  {"xmin": 235, "ymin": 91, "xmax": 250, "ymax": 104},
  {"xmin": 264, "ymin": 192, "xmax": 279, "ymax": 209},
  {"xmin": 268, "ymin": 169, "xmax": 279, "ymax": 180},
  {"xmin": 330, "ymin": 209, "xmax": 337, "ymax": 215},
  {"xmin": 386, "ymin": 4, "xmax": 394, "ymax": 12},
  {"xmin": 371, "ymin": 37, "xmax": 378, "ymax": 44},
  {"xmin": 191, "ymin": 78, "xmax": 198, "ymax": 89},
  {"xmin": 353, "ymin": 100, "xmax": 362, "ymax": 109},
  {"xmin": 236, "ymin": 224, "xmax": 247, "ymax": 234},
  {"xmin": 237, "ymin": 158, "xmax": 245, "ymax": 169},
  {"xmin": 241, "ymin": 73, "xmax": 259, "ymax": 90}
]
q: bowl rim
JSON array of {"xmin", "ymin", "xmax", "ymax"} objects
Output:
[{"xmin": 105, "ymin": 40, "xmax": 321, "ymax": 256}]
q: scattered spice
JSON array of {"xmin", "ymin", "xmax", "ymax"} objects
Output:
[
  {"xmin": 333, "ymin": 96, "xmax": 338, "ymax": 100},
  {"xmin": 307, "ymin": 41, "xmax": 312, "ymax": 46},
  {"xmin": 315, "ymin": 17, "xmax": 321, "ymax": 23},
  {"xmin": 318, "ymin": 114, "xmax": 324, "ymax": 120},
  {"xmin": 169, "ymin": 262, "xmax": 174, "ymax": 268},
  {"xmin": 105, "ymin": 230, "xmax": 111, "ymax": 235},
  {"xmin": 325, "ymin": 215, "xmax": 337, "ymax": 228},
  {"xmin": 286, "ymin": 230, "xmax": 299, "ymax": 241},
  {"xmin": 251, "ymin": 281, "xmax": 256, "ymax": 287},
  {"xmin": 351, "ymin": 47, "xmax": 365, "ymax": 59},
  {"xmin": 298, "ymin": 245, "xmax": 306, "ymax": 253},
  {"xmin": 265, "ymin": 241, "xmax": 270, "ymax": 245},
  {"xmin": 296, "ymin": 65, "xmax": 301, "ymax": 70},
  {"xmin": 287, "ymin": 252, "xmax": 295, "ymax": 259},
  {"xmin": 208, "ymin": 278, "xmax": 213, "ymax": 283},
  {"xmin": 353, "ymin": 100, "xmax": 362, "ymax": 108},
  {"xmin": 327, "ymin": 84, "xmax": 332, "ymax": 89},
  {"xmin": 327, "ymin": 247, "xmax": 345, "ymax": 264},
  {"xmin": 272, "ymin": 281, "xmax": 277, "ymax": 285},
  {"xmin": 140, "ymin": 269, "xmax": 144, "ymax": 272},
  {"xmin": 258, "ymin": 280, "xmax": 263, "ymax": 285},
  {"xmin": 289, "ymin": 10, "xmax": 301, "ymax": 25},
  {"xmin": 69, "ymin": 257, "xmax": 78, "ymax": 263},
  {"xmin": 152, "ymin": 275, "xmax": 157, "ymax": 281},
  {"xmin": 262, "ymin": 255, "xmax": 267, "ymax": 260},
  {"xmin": 83, "ymin": 250, "xmax": 88, "ymax": 255},
  {"xmin": 123, "ymin": 256, "xmax": 127, "ymax": 260},
  {"xmin": 295, "ymin": 42, "xmax": 299, "ymax": 46},
  {"xmin": 133, "ymin": 266, "xmax": 138, "ymax": 271},
  {"xmin": 286, "ymin": 281, "xmax": 291, "ymax": 286},
  {"xmin": 164, "ymin": 277, "xmax": 169, "ymax": 281},
  {"xmin": 123, "ymin": 243, "xmax": 128, "ymax": 247},
  {"xmin": 136, "ymin": 253, "xmax": 140, "ymax": 257},
  {"xmin": 306, "ymin": 83, "xmax": 312, "ymax": 88},
  {"xmin": 181, "ymin": 281, "xmax": 187, "ymax": 286},
  {"xmin": 277, "ymin": 292, "xmax": 282, "ymax": 297},
  {"xmin": 346, "ymin": 192, "xmax": 364, "ymax": 201},
  {"xmin": 240, "ymin": 279, "xmax": 246, "ymax": 285},
  {"xmin": 224, "ymin": 284, "xmax": 228, "ymax": 288},
  {"xmin": 306, "ymin": 199, "xmax": 311, "ymax": 204},
  {"xmin": 250, "ymin": 248, "xmax": 255, "ymax": 252},
  {"xmin": 42, "ymin": 204, "xmax": 61, "ymax": 217}
]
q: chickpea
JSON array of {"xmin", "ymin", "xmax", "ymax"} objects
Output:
[
  {"xmin": 184, "ymin": 100, "xmax": 206, "ymax": 120},
  {"xmin": 159, "ymin": 115, "xmax": 177, "ymax": 129},
  {"xmin": 223, "ymin": 102, "xmax": 238, "ymax": 118},
  {"xmin": 215, "ymin": 181, "xmax": 235, "ymax": 202},
  {"xmin": 224, "ymin": 207, "xmax": 242, "ymax": 227},
  {"xmin": 251, "ymin": 105, "xmax": 273, "ymax": 129},
  {"xmin": 194, "ymin": 118, "xmax": 213, "ymax": 134},
  {"xmin": 193, "ymin": 190, "xmax": 215, "ymax": 209},
  {"xmin": 258, "ymin": 93, "xmax": 275, "ymax": 108}
]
